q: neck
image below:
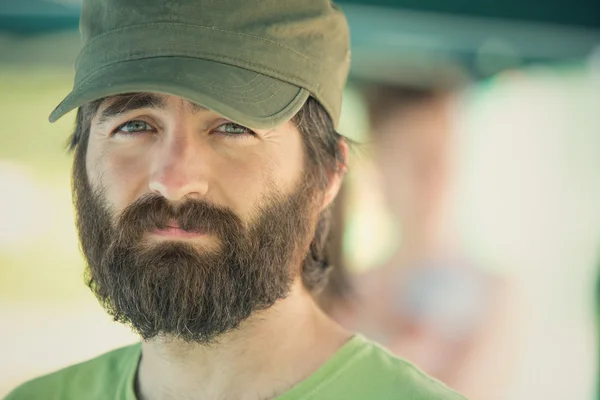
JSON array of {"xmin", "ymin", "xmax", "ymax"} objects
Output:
[{"xmin": 136, "ymin": 280, "xmax": 351, "ymax": 400}]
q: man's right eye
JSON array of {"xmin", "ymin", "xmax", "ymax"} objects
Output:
[{"xmin": 113, "ymin": 120, "xmax": 155, "ymax": 135}]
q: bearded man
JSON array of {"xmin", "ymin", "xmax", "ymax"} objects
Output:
[{"xmin": 6, "ymin": 0, "xmax": 467, "ymax": 399}]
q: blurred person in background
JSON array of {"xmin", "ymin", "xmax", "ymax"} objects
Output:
[
  {"xmin": 323, "ymin": 84, "xmax": 520, "ymax": 400},
  {"xmin": 5, "ymin": 0, "xmax": 469, "ymax": 399}
]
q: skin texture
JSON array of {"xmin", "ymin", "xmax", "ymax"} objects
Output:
[
  {"xmin": 86, "ymin": 95, "xmax": 304, "ymax": 219},
  {"xmin": 80, "ymin": 93, "xmax": 350, "ymax": 400}
]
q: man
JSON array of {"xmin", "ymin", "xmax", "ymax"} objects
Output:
[{"xmin": 7, "ymin": 0, "xmax": 466, "ymax": 399}]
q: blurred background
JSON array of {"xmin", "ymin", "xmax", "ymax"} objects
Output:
[{"xmin": 1, "ymin": 0, "xmax": 599, "ymax": 399}]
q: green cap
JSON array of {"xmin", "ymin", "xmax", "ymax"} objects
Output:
[{"xmin": 49, "ymin": 0, "xmax": 350, "ymax": 129}]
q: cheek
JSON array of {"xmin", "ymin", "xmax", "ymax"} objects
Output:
[
  {"xmin": 271, "ymin": 139, "xmax": 304, "ymax": 192},
  {"xmin": 214, "ymin": 154, "xmax": 276, "ymax": 219},
  {"xmin": 215, "ymin": 133, "xmax": 304, "ymax": 219},
  {"xmin": 86, "ymin": 142, "xmax": 151, "ymax": 212},
  {"xmin": 263, "ymin": 127, "xmax": 305, "ymax": 193}
]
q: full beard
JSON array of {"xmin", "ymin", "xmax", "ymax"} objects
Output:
[{"xmin": 72, "ymin": 147, "xmax": 319, "ymax": 344}]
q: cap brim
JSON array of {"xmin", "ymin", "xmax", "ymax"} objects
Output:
[{"xmin": 49, "ymin": 57, "xmax": 310, "ymax": 129}]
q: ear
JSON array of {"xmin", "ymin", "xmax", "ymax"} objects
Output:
[{"xmin": 320, "ymin": 139, "xmax": 348, "ymax": 211}]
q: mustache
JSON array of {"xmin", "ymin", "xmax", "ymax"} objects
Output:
[{"xmin": 115, "ymin": 194, "xmax": 244, "ymax": 240}]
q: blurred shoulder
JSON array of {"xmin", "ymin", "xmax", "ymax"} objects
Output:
[
  {"xmin": 4, "ymin": 343, "xmax": 141, "ymax": 400},
  {"xmin": 345, "ymin": 335, "xmax": 468, "ymax": 400}
]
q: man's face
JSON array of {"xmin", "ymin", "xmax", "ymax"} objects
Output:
[{"xmin": 73, "ymin": 93, "xmax": 322, "ymax": 343}]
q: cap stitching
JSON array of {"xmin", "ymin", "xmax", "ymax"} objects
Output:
[
  {"xmin": 235, "ymin": 85, "xmax": 281, "ymax": 105},
  {"xmin": 195, "ymin": 80, "xmax": 278, "ymax": 100},
  {"xmin": 80, "ymin": 47, "xmax": 326, "ymax": 79},
  {"xmin": 76, "ymin": 53, "xmax": 319, "ymax": 97},
  {"xmin": 72, "ymin": 57, "xmax": 295, "ymax": 107},
  {"xmin": 192, "ymin": 72, "xmax": 264, "ymax": 92},
  {"xmin": 72, "ymin": 54, "xmax": 330, "ymax": 121}
]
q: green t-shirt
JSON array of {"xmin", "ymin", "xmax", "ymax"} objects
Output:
[{"xmin": 6, "ymin": 335, "xmax": 466, "ymax": 399}]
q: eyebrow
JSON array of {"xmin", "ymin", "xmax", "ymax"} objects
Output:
[{"xmin": 96, "ymin": 93, "xmax": 209, "ymax": 125}]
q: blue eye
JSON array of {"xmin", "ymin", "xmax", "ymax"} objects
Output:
[
  {"xmin": 214, "ymin": 122, "xmax": 254, "ymax": 136},
  {"xmin": 114, "ymin": 120, "xmax": 155, "ymax": 135}
]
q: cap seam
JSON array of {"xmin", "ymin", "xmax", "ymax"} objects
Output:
[
  {"xmin": 71, "ymin": 56, "xmax": 326, "ymax": 116},
  {"xmin": 192, "ymin": 78, "xmax": 280, "ymax": 101},
  {"xmin": 79, "ymin": 47, "xmax": 327, "ymax": 84},
  {"xmin": 75, "ymin": 54, "xmax": 320, "ymax": 100}
]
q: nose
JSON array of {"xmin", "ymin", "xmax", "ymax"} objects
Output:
[{"xmin": 148, "ymin": 131, "xmax": 209, "ymax": 202}]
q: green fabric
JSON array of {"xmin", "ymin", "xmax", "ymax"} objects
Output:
[
  {"xmin": 49, "ymin": 0, "xmax": 350, "ymax": 129},
  {"xmin": 6, "ymin": 335, "xmax": 466, "ymax": 400}
]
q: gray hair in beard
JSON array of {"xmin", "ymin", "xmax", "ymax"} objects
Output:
[{"xmin": 72, "ymin": 137, "xmax": 320, "ymax": 343}]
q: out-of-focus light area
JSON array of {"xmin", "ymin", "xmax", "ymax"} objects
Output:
[
  {"xmin": 1, "ymin": 1, "xmax": 599, "ymax": 399},
  {"xmin": 0, "ymin": 34, "xmax": 140, "ymax": 400}
]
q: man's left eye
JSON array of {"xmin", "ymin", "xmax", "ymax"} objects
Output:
[{"xmin": 214, "ymin": 122, "xmax": 254, "ymax": 136}]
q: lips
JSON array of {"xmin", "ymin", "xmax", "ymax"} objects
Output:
[
  {"xmin": 166, "ymin": 220, "xmax": 182, "ymax": 229},
  {"xmin": 152, "ymin": 220, "xmax": 206, "ymax": 238}
]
